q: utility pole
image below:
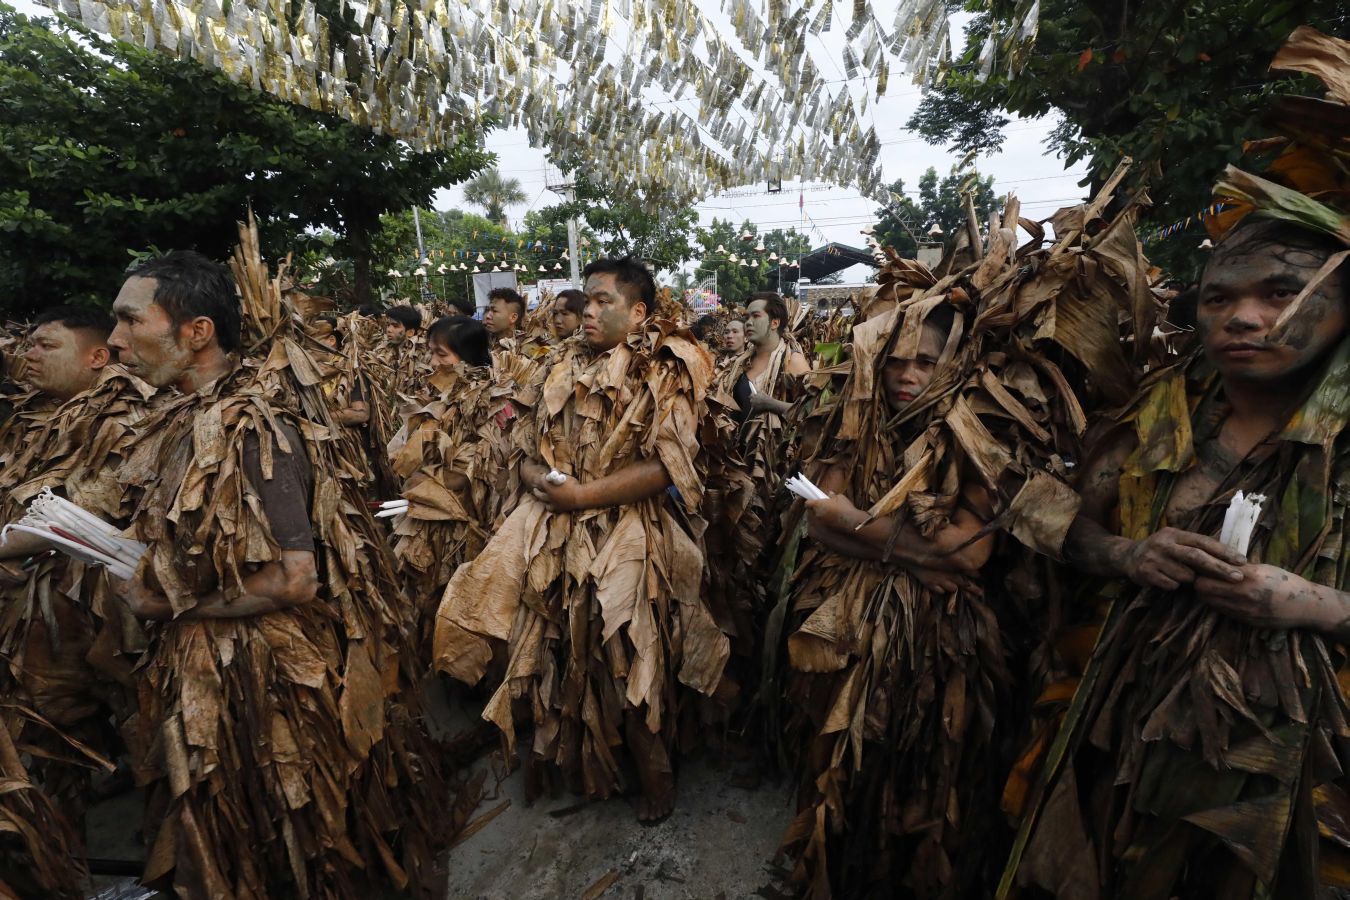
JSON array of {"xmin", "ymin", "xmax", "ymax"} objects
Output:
[
  {"xmin": 565, "ymin": 193, "xmax": 581, "ymax": 288},
  {"xmin": 545, "ymin": 162, "xmax": 582, "ymax": 289},
  {"xmin": 412, "ymin": 207, "xmax": 427, "ymax": 261}
]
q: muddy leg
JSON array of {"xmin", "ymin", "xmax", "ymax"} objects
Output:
[{"xmin": 625, "ymin": 711, "xmax": 675, "ymax": 823}]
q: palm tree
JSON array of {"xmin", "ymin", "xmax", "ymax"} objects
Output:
[{"xmin": 462, "ymin": 169, "xmax": 527, "ymax": 227}]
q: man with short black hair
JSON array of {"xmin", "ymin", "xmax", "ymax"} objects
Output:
[
  {"xmin": 483, "ymin": 286, "xmax": 526, "ymax": 343},
  {"xmin": 0, "ymin": 307, "xmax": 155, "ymax": 897},
  {"xmin": 384, "ymin": 304, "xmax": 422, "ymax": 347},
  {"xmin": 22, "ymin": 307, "xmax": 115, "ymax": 402},
  {"xmin": 102, "ymin": 250, "xmax": 444, "ymax": 896},
  {"xmin": 435, "ymin": 255, "xmax": 729, "ymax": 824}
]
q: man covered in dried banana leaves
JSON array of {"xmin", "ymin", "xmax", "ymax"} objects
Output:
[
  {"xmin": 388, "ymin": 314, "xmax": 516, "ymax": 662},
  {"xmin": 434, "ymin": 256, "xmax": 729, "ymax": 823},
  {"xmin": 778, "ymin": 173, "xmax": 1164, "ymax": 896},
  {"xmin": 102, "ymin": 250, "xmax": 455, "ymax": 897},
  {"xmin": 708, "ymin": 292, "xmax": 810, "ymax": 720},
  {"xmin": 383, "ymin": 303, "xmax": 430, "ymax": 403},
  {"xmin": 1004, "ymin": 26, "xmax": 1350, "ymax": 900},
  {"xmin": 0, "ymin": 308, "xmax": 157, "ymax": 898},
  {"xmin": 486, "ymin": 285, "xmax": 549, "ymax": 386}
]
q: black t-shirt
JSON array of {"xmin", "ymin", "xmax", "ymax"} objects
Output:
[{"xmin": 241, "ymin": 423, "xmax": 315, "ymax": 553}]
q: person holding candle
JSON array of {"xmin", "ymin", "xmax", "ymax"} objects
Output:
[{"xmin": 1005, "ymin": 27, "xmax": 1350, "ymax": 898}]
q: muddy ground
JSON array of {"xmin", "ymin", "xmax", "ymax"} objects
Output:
[{"xmin": 84, "ymin": 682, "xmax": 795, "ymax": 900}]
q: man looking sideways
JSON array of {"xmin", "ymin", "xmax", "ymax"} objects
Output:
[
  {"xmin": 21, "ymin": 307, "xmax": 115, "ymax": 403},
  {"xmin": 103, "ymin": 251, "xmax": 443, "ymax": 896}
]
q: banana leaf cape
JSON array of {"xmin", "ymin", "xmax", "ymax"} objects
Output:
[
  {"xmin": 708, "ymin": 339, "xmax": 803, "ymax": 693},
  {"xmin": 114, "ymin": 360, "xmax": 459, "ymax": 899},
  {"xmin": 1007, "ymin": 339, "xmax": 1350, "ymax": 899},
  {"xmin": 0, "ymin": 368, "xmax": 156, "ymax": 898},
  {"xmin": 387, "ymin": 362, "xmax": 517, "ymax": 662},
  {"xmin": 433, "ymin": 321, "xmax": 731, "ymax": 798},
  {"xmin": 778, "ymin": 186, "xmax": 1156, "ymax": 898}
]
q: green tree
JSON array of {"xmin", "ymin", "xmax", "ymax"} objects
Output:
[
  {"xmin": 462, "ymin": 170, "xmax": 528, "ymax": 228},
  {"xmin": 357, "ymin": 208, "xmax": 519, "ymax": 311},
  {"xmin": 906, "ymin": 1, "xmax": 1342, "ymax": 279},
  {"xmin": 690, "ymin": 219, "xmax": 811, "ymax": 309},
  {"xmin": 0, "ymin": 4, "xmax": 490, "ymax": 315},
  {"xmin": 527, "ymin": 173, "xmax": 700, "ymax": 275},
  {"xmin": 873, "ymin": 167, "xmax": 999, "ymax": 257}
]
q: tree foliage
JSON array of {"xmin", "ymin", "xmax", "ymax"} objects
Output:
[
  {"xmin": 0, "ymin": 3, "xmax": 490, "ymax": 315},
  {"xmin": 691, "ymin": 219, "xmax": 811, "ymax": 309},
  {"xmin": 461, "ymin": 169, "xmax": 528, "ymax": 227},
  {"xmin": 531, "ymin": 173, "xmax": 701, "ymax": 275},
  {"xmin": 907, "ymin": 1, "xmax": 1342, "ymax": 279},
  {"xmin": 873, "ymin": 167, "xmax": 998, "ymax": 258}
]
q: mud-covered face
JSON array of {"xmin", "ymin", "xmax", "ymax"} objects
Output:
[
  {"xmin": 429, "ymin": 338, "xmax": 461, "ymax": 369},
  {"xmin": 385, "ymin": 320, "xmax": 408, "ymax": 346},
  {"xmin": 881, "ymin": 324, "xmax": 945, "ymax": 414},
  {"xmin": 1198, "ymin": 227, "xmax": 1347, "ymax": 385},
  {"xmin": 109, "ymin": 276, "xmax": 194, "ymax": 389},
  {"xmin": 746, "ymin": 300, "xmax": 779, "ymax": 346},
  {"xmin": 582, "ymin": 273, "xmax": 645, "ymax": 351},
  {"xmin": 550, "ymin": 298, "xmax": 581, "ymax": 339},
  {"xmin": 24, "ymin": 322, "xmax": 108, "ymax": 400},
  {"xmin": 723, "ymin": 320, "xmax": 746, "ymax": 353}
]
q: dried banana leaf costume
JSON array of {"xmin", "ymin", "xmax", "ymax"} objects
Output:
[
  {"xmin": 1007, "ymin": 346, "xmax": 1350, "ymax": 899},
  {"xmin": 388, "ymin": 363, "xmax": 517, "ymax": 660},
  {"xmin": 780, "ymin": 190, "xmax": 1149, "ymax": 896},
  {"xmin": 0, "ymin": 369, "xmax": 155, "ymax": 898},
  {"xmin": 434, "ymin": 323, "xmax": 731, "ymax": 798},
  {"xmin": 117, "ymin": 361, "xmax": 451, "ymax": 899},
  {"xmin": 708, "ymin": 340, "xmax": 803, "ymax": 709},
  {"xmin": 323, "ymin": 313, "xmax": 398, "ymax": 497},
  {"xmin": 1003, "ymin": 27, "xmax": 1350, "ymax": 899}
]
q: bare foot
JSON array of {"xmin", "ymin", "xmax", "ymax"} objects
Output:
[
  {"xmin": 634, "ymin": 771, "xmax": 675, "ymax": 824},
  {"xmin": 626, "ymin": 714, "xmax": 676, "ymax": 824}
]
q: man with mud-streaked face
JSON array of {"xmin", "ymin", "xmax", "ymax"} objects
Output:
[
  {"xmin": 1012, "ymin": 215, "xmax": 1350, "ymax": 897},
  {"xmin": 1062, "ymin": 218, "xmax": 1347, "ymax": 597},
  {"xmin": 438, "ymin": 255, "xmax": 726, "ymax": 827},
  {"xmin": 22, "ymin": 307, "xmax": 114, "ymax": 402}
]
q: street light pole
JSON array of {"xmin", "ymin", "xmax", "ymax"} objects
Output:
[{"xmin": 566, "ymin": 192, "xmax": 581, "ymax": 289}]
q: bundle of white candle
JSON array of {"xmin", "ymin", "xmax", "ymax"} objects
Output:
[
  {"xmin": 1, "ymin": 488, "xmax": 146, "ymax": 580},
  {"xmin": 373, "ymin": 499, "xmax": 409, "ymax": 519},
  {"xmin": 785, "ymin": 473, "xmax": 829, "ymax": 502},
  {"xmin": 1219, "ymin": 491, "xmax": 1266, "ymax": 557},
  {"xmin": 545, "ymin": 470, "xmax": 569, "ymax": 485}
]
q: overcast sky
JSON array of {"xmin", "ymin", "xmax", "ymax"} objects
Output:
[{"xmin": 16, "ymin": 0, "xmax": 1090, "ymax": 264}]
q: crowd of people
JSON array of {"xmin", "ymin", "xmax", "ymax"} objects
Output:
[{"xmin": 0, "ymin": 25, "xmax": 1347, "ymax": 900}]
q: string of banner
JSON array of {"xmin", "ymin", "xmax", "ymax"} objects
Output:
[{"xmin": 1148, "ymin": 202, "xmax": 1231, "ymax": 241}]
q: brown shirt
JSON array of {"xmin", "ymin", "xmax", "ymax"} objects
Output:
[{"xmin": 241, "ymin": 423, "xmax": 315, "ymax": 553}]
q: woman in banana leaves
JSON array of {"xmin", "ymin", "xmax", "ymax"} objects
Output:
[
  {"xmin": 781, "ymin": 296, "xmax": 1021, "ymax": 899},
  {"xmin": 104, "ymin": 252, "xmax": 452, "ymax": 899},
  {"xmin": 434, "ymin": 256, "xmax": 730, "ymax": 823},
  {"xmin": 387, "ymin": 315, "xmax": 516, "ymax": 663}
]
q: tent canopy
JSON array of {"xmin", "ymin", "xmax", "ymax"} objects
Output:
[{"xmin": 775, "ymin": 242, "xmax": 879, "ymax": 282}]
